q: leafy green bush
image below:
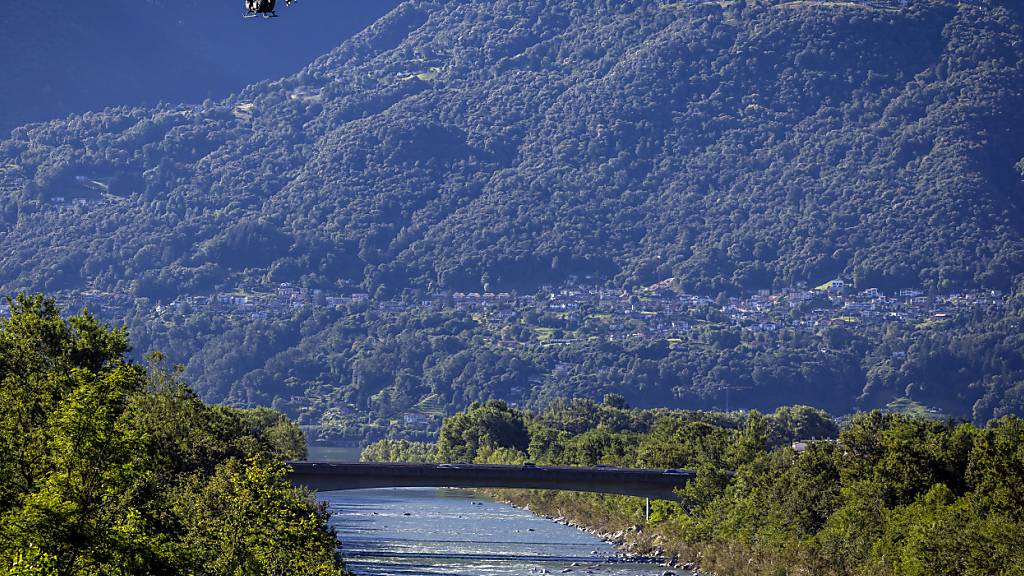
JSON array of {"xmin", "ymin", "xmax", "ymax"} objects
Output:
[{"xmin": 0, "ymin": 295, "xmax": 347, "ymax": 575}]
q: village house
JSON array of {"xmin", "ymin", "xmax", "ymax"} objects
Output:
[
  {"xmin": 379, "ymin": 300, "xmax": 406, "ymax": 313},
  {"xmin": 277, "ymin": 283, "xmax": 302, "ymax": 299},
  {"xmin": 403, "ymin": 412, "xmax": 430, "ymax": 427},
  {"xmin": 844, "ymin": 301, "xmax": 874, "ymax": 313},
  {"xmin": 861, "ymin": 288, "xmax": 881, "ymax": 299},
  {"xmin": 490, "ymin": 309, "xmax": 516, "ymax": 321},
  {"xmin": 819, "ymin": 279, "xmax": 845, "ymax": 293},
  {"xmin": 217, "ymin": 294, "xmax": 249, "ymax": 308}
]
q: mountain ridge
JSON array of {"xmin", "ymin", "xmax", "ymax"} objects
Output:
[{"xmin": 2, "ymin": 0, "xmax": 1022, "ymax": 298}]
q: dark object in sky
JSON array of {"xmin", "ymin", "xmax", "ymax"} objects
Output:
[
  {"xmin": 245, "ymin": 0, "xmax": 296, "ymax": 19},
  {"xmin": 0, "ymin": 1, "xmax": 402, "ymax": 135}
]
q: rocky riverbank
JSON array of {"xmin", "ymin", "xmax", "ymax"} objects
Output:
[{"xmin": 486, "ymin": 493, "xmax": 705, "ymax": 575}]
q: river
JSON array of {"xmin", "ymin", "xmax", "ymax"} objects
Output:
[
  {"xmin": 321, "ymin": 488, "xmax": 689, "ymax": 576},
  {"xmin": 307, "ymin": 446, "xmax": 689, "ymax": 575}
]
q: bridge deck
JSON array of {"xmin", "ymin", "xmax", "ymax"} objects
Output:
[{"xmin": 288, "ymin": 462, "xmax": 694, "ymax": 501}]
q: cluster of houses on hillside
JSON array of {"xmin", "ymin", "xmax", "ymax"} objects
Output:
[
  {"xmin": 46, "ymin": 279, "xmax": 1008, "ymax": 345},
  {"xmin": 466, "ymin": 281, "xmax": 1005, "ymax": 343},
  {"xmin": 787, "ymin": 0, "xmax": 911, "ymax": 7},
  {"xmin": 707, "ymin": 285, "xmax": 998, "ymax": 334}
]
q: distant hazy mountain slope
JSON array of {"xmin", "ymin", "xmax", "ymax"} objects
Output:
[
  {"xmin": 0, "ymin": 0, "xmax": 1022, "ymax": 297},
  {"xmin": 0, "ymin": 0, "xmax": 399, "ymax": 136}
]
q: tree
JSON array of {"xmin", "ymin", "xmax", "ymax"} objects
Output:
[
  {"xmin": 0, "ymin": 295, "xmax": 149, "ymax": 572},
  {"xmin": 168, "ymin": 457, "xmax": 344, "ymax": 576},
  {"xmin": 436, "ymin": 400, "xmax": 529, "ymax": 463},
  {"xmin": 602, "ymin": 393, "xmax": 628, "ymax": 409},
  {"xmin": 0, "ymin": 296, "xmax": 347, "ymax": 574}
]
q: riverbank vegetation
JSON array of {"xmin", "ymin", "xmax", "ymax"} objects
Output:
[
  {"xmin": 363, "ymin": 398, "xmax": 1024, "ymax": 575},
  {"xmin": 0, "ymin": 295, "xmax": 347, "ymax": 575}
]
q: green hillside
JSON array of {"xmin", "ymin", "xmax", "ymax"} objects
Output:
[
  {"xmin": 1, "ymin": 0, "xmax": 1021, "ymax": 296},
  {"xmin": 1, "ymin": 0, "xmax": 1023, "ymax": 435}
]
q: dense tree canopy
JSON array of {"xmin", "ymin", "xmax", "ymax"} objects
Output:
[
  {"xmin": 1, "ymin": 0, "xmax": 1022, "ymax": 297},
  {"xmin": 0, "ymin": 295, "xmax": 347, "ymax": 575},
  {"xmin": 367, "ymin": 400, "xmax": 1024, "ymax": 576}
]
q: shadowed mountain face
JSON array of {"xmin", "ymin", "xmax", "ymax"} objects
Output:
[{"xmin": 0, "ymin": 0, "xmax": 400, "ymax": 136}]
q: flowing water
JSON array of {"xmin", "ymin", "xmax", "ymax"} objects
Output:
[{"xmin": 321, "ymin": 488, "xmax": 690, "ymax": 576}]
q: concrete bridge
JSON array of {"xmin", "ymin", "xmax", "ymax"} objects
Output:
[{"xmin": 288, "ymin": 462, "xmax": 694, "ymax": 501}]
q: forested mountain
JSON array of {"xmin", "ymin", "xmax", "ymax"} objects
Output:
[
  {"xmin": 2, "ymin": 0, "xmax": 1023, "ymax": 296},
  {"xmin": 2, "ymin": 0, "xmax": 1023, "ymax": 434},
  {"xmin": 0, "ymin": 0, "xmax": 399, "ymax": 136},
  {"xmin": 2, "ymin": 0, "xmax": 1022, "ymax": 295}
]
